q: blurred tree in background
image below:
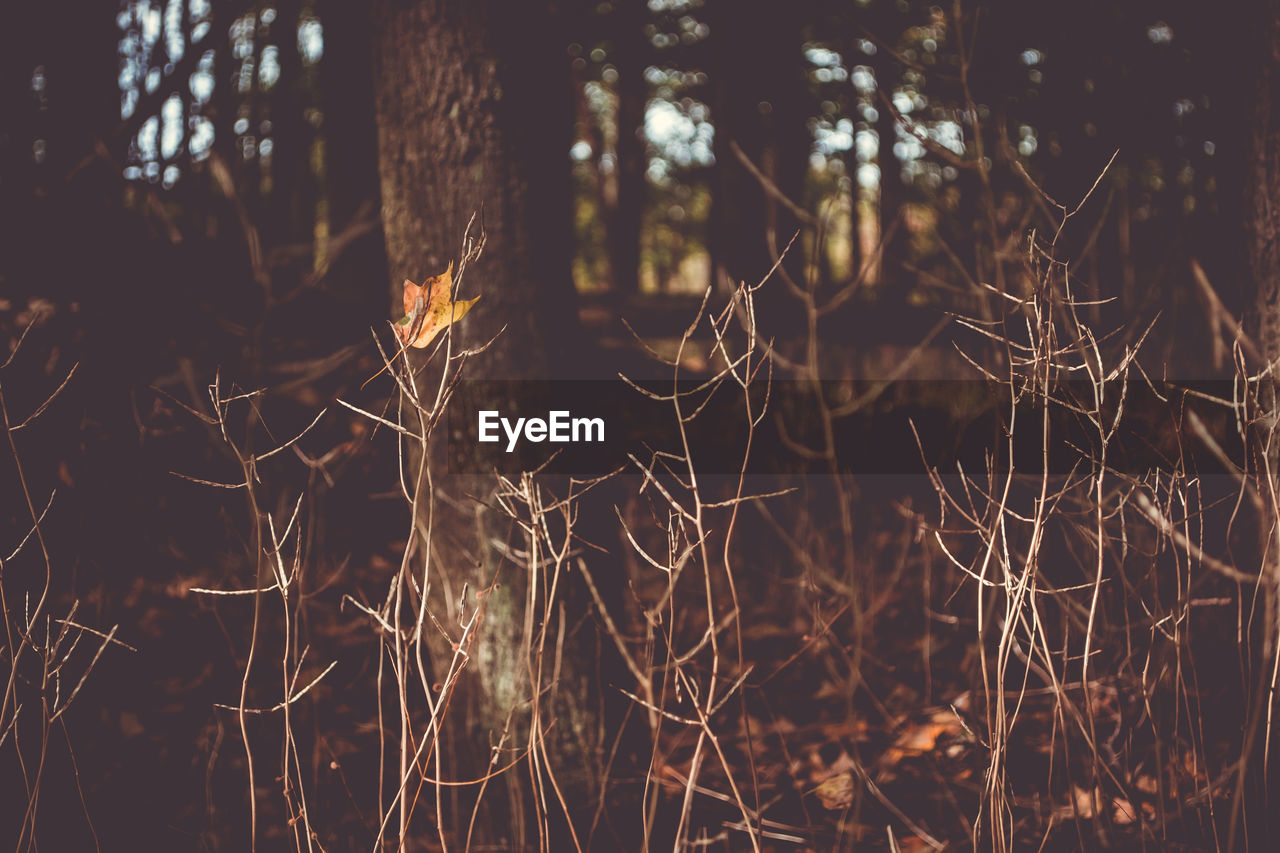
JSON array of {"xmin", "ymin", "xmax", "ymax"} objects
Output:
[{"xmin": 4, "ymin": 0, "xmax": 1249, "ymax": 353}]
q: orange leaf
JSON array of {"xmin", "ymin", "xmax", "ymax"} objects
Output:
[{"xmin": 396, "ymin": 262, "xmax": 481, "ymax": 349}]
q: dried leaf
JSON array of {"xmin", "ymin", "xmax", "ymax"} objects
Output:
[
  {"xmin": 396, "ymin": 262, "xmax": 480, "ymax": 348},
  {"xmin": 881, "ymin": 710, "xmax": 961, "ymax": 766},
  {"xmin": 813, "ymin": 771, "xmax": 855, "ymax": 810},
  {"xmin": 1052, "ymin": 784, "xmax": 1099, "ymax": 820},
  {"xmin": 1111, "ymin": 797, "xmax": 1137, "ymax": 825}
]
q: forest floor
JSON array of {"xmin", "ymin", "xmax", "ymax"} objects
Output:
[{"xmin": 0, "ymin": 287, "xmax": 1244, "ymax": 850}]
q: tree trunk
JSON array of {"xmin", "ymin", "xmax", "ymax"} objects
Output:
[
  {"xmin": 262, "ymin": 0, "xmax": 309, "ymax": 252},
  {"xmin": 370, "ymin": 1, "xmax": 609, "ymax": 846},
  {"xmin": 607, "ymin": 0, "xmax": 649, "ymax": 295},
  {"xmin": 1250, "ymin": 9, "xmax": 1280, "ymax": 377},
  {"xmin": 708, "ymin": 0, "xmax": 810, "ymax": 332},
  {"xmin": 372, "ymin": 0, "xmax": 581, "ymax": 377},
  {"xmin": 1243, "ymin": 4, "xmax": 1280, "ymax": 845},
  {"xmin": 872, "ymin": 55, "xmax": 901, "ymax": 289},
  {"xmin": 317, "ymin": 0, "xmax": 388, "ymax": 297},
  {"xmin": 865, "ymin": 0, "xmax": 907, "ymax": 292}
]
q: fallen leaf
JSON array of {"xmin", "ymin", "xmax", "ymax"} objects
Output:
[
  {"xmin": 1111, "ymin": 797, "xmax": 1137, "ymax": 825},
  {"xmin": 813, "ymin": 771, "xmax": 855, "ymax": 810},
  {"xmin": 396, "ymin": 262, "xmax": 480, "ymax": 349},
  {"xmin": 1052, "ymin": 784, "xmax": 1099, "ymax": 820},
  {"xmin": 881, "ymin": 709, "xmax": 961, "ymax": 766},
  {"xmin": 1134, "ymin": 774, "xmax": 1158, "ymax": 795},
  {"xmin": 120, "ymin": 711, "xmax": 144, "ymax": 738}
]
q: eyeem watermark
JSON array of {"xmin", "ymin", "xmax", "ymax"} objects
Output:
[
  {"xmin": 478, "ymin": 410, "xmax": 605, "ymax": 453},
  {"xmin": 450, "ymin": 380, "xmax": 1230, "ymax": 476}
]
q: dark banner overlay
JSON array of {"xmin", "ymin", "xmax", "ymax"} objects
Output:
[{"xmin": 442, "ymin": 380, "xmax": 1250, "ymax": 477}]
